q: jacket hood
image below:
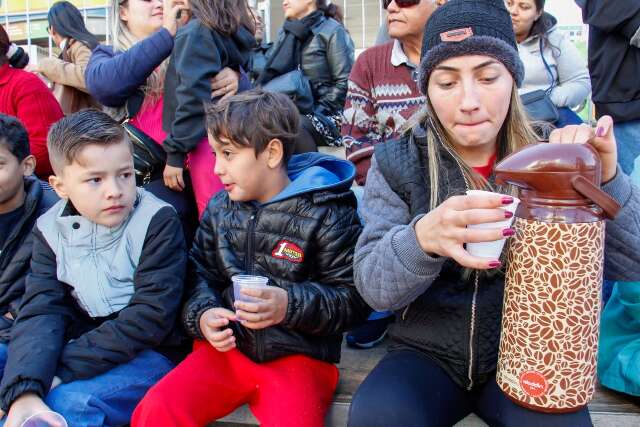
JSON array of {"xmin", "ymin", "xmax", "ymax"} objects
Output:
[
  {"xmin": 524, "ymin": 12, "xmax": 558, "ymax": 43},
  {"xmin": 268, "ymin": 152, "xmax": 355, "ymax": 204}
]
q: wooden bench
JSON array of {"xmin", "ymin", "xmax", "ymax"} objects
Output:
[{"xmin": 214, "ymin": 340, "xmax": 640, "ymax": 427}]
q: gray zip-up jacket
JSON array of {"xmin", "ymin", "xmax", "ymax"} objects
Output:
[{"xmin": 518, "ymin": 15, "xmax": 591, "ymax": 109}]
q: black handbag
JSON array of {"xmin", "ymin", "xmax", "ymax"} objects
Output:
[
  {"xmin": 122, "ymin": 93, "xmax": 167, "ymax": 186},
  {"xmin": 262, "ymin": 68, "xmax": 314, "ymax": 114},
  {"xmin": 521, "ymin": 38, "xmax": 560, "ymax": 124}
]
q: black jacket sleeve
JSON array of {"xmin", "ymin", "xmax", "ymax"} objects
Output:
[
  {"xmin": 55, "ymin": 207, "xmax": 186, "ymax": 383},
  {"xmin": 315, "ymin": 26, "xmax": 354, "ymax": 116},
  {"xmin": 280, "ymin": 198, "xmax": 371, "ymax": 336},
  {"xmin": 0, "ymin": 229, "xmax": 76, "ymax": 411},
  {"xmin": 163, "ymin": 22, "xmax": 224, "ymax": 168},
  {"xmin": 182, "ymin": 202, "xmax": 227, "ymax": 340},
  {"xmin": 581, "ymin": 0, "xmax": 640, "ymax": 42}
]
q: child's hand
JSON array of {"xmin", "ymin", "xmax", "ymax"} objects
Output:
[
  {"xmin": 199, "ymin": 308, "xmax": 237, "ymax": 352},
  {"xmin": 163, "ymin": 165, "xmax": 185, "ymax": 191},
  {"xmin": 234, "ymin": 287, "xmax": 289, "ymax": 330},
  {"xmin": 4, "ymin": 393, "xmax": 57, "ymax": 427}
]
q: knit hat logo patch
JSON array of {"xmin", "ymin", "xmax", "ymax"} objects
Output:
[{"xmin": 440, "ymin": 27, "xmax": 474, "ymax": 42}]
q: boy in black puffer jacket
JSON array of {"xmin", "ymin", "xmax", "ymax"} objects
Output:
[
  {"xmin": 0, "ymin": 114, "xmax": 57, "ymax": 367},
  {"xmin": 133, "ymin": 90, "xmax": 370, "ymax": 427}
]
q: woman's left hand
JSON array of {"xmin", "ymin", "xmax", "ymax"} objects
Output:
[
  {"xmin": 211, "ymin": 67, "xmax": 240, "ymax": 101},
  {"xmin": 24, "ymin": 63, "xmax": 39, "ymax": 73},
  {"xmin": 548, "ymin": 115, "xmax": 617, "ymax": 183},
  {"xmin": 163, "ymin": 164, "xmax": 185, "ymax": 191}
]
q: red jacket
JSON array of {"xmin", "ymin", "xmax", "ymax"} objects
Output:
[{"xmin": 0, "ymin": 63, "xmax": 63, "ymax": 177}]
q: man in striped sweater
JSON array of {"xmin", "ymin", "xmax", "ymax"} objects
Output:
[{"xmin": 342, "ymin": 0, "xmax": 446, "ymax": 186}]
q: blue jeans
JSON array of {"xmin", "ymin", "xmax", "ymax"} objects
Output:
[
  {"xmin": 349, "ymin": 350, "xmax": 592, "ymax": 427},
  {"xmin": 614, "ymin": 120, "xmax": 640, "ymax": 179},
  {"xmin": 0, "ymin": 345, "xmax": 174, "ymax": 427}
]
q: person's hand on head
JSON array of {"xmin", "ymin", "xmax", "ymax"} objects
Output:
[
  {"xmin": 199, "ymin": 307, "xmax": 237, "ymax": 352},
  {"xmin": 234, "ymin": 287, "xmax": 288, "ymax": 330},
  {"xmin": 211, "ymin": 68, "xmax": 240, "ymax": 101},
  {"xmin": 163, "ymin": 164, "xmax": 185, "ymax": 192},
  {"xmin": 162, "ymin": 0, "xmax": 186, "ymax": 36},
  {"xmin": 414, "ymin": 193, "xmax": 516, "ymax": 270},
  {"xmin": 548, "ymin": 115, "xmax": 617, "ymax": 183},
  {"xmin": 3, "ymin": 393, "xmax": 57, "ymax": 427}
]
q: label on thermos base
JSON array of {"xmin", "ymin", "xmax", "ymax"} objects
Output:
[{"xmin": 520, "ymin": 371, "xmax": 548, "ymax": 398}]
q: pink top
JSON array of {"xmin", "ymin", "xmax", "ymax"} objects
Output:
[{"xmin": 130, "ymin": 96, "xmax": 166, "ymax": 145}]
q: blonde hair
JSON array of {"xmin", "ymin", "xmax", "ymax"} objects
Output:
[
  {"xmin": 111, "ymin": 0, "xmax": 167, "ymax": 100},
  {"xmin": 420, "ymin": 85, "xmax": 541, "ymax": 212}
]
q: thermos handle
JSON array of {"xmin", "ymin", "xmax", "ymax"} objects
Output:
[{"xmin": 571, "ymin": 176, "xmax": 621, "ymax": 220}]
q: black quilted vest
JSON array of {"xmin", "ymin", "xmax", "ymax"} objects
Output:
[{"xmin": 374, "ymin": 127, "xmax": 507, "ymax": 390}]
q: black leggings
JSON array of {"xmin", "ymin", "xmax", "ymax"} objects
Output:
[{"xmin": 348, "ymin": 350, "xmax": 593, "ymax": 427}]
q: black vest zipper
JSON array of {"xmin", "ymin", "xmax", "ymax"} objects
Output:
[{"xmin": 246, "ymin": 211, "xmax": 265, "ymax": 361}]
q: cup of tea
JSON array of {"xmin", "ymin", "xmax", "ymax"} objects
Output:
[
  {"xmin": 465, "ymin": 190, "xmax": 520, "ymax": 259},
  {"xmin": 232, "ymin": 275, "xmax": 269, "ymax": 303},
  {"xmin": 21, "ymin": 411, "xmax": 67, "ymax": 427}
]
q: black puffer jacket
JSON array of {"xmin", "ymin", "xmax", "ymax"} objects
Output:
[
  {"xmin": 183, "ymin": 153, "xmax": 370, "ymax": 363},
  {"xmin": 270, "ymin": 16, "xmax": 354, "ymax": 117},
  {"xmin": 0, "ymin": 177, "xmax": 57, "ymax": 341}
]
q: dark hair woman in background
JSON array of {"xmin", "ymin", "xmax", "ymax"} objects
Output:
[
  {"xmin": 26, "ymin": 1, "xmax": 100, "ymax": 115},
  {"xmin": 258, "ymin": 0, "xmax": 354, "ymax": 151}
]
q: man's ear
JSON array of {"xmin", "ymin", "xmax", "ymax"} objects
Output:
[
  {"xmin": 20, "ymin": 155, "xmax": 36, "ymax": 177},
  {"xmin": 48, "ymin": 173, "xmax": 68, "ymax": 199},
  {"xmin": 265, "ymin": 138, "xmax": 285, "ymax": 169}
]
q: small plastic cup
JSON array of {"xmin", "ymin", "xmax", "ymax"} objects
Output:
[
  {"xmin": 232, "ymin": 275, "xmax": 269, "ymax": 303},
  {"xmin": 465, "ymin": 190, "xmax": 520, "ymax": 259},
  {"xmin": 21, "ymin": 411, "xmax": 68, "ymax": 427}
]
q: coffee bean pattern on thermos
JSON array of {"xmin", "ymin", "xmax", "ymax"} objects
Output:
[{"xmin": 496, "ymin": 218, "xmax": 604, "ymax": 412}]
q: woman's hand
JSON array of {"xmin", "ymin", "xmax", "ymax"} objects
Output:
[
  {"xmin": 548, "ymin": 115, "xmax": 617, "ymax": 183},
  {"xmin": 162, "ymin": 0, "xmax": 186, "ymax": 37},
  {"xmin": 24, "ymin": 63, "xmax": 40, "ymax": 73},
  {"xmin": 163, "ymin": 164, "xmax": 185, "ymax": 191},
  {"xmin": 211, "ymin": 68, "xmax": 240, "ymax": 101},
  {"xmin": 414, "ymin": 194, "xmax": 515, "ymax": 269}
]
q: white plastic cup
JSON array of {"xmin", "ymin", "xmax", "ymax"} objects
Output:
[
  {"xmin": 232, "ymin": 275, "xmax": 269, "ymax": 303},
  {"xmin": 465, "ymin": 190, "xmax": 520, "ymax": 259},
  {"xmin": 21, "ymin": 411, "xmax": 68, "ymax": 427}
]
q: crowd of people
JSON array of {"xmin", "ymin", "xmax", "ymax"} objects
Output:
[{"xmin": 0, "ymin": 0, "xmax": 637, "ymax": 426}]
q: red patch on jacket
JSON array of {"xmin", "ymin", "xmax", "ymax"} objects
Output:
[{"xmin": 272, "ymin": 240, "xmax": 304, "ymax": 263}]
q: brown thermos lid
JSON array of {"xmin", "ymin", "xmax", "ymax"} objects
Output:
[{"xmin": 495, "ymin": 143, "xmax": 620, "ymax": 219}]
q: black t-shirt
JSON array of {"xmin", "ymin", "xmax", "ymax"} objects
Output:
[{"xmin": 0, "ymin": 205, "xmax": 25, "ymax": 249}]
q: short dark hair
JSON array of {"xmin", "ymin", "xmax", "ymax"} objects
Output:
[
  {"xmin": 0, "ymin": 114, "xmax": 30, "ymax": 161},
  {"xmin": 205, "ymin": 90, "xmax": 299, "ymax": 164},
  {"xmin": 47, "ymin": 109, "xmax": 128, "ymax": 174}
]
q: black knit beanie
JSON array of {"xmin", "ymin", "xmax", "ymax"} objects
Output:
[{"xmin": 418, "ymin": 0, "xmax": 524, "ymax": 94}]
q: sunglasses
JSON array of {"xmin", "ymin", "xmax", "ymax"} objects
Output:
[{"xmin": 382, "ymin": 0, "xmax": 421, "ymax": 9}]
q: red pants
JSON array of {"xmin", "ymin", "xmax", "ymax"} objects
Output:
[{"xmin": 132, "ymin": 341, "xmax": 339, "ymax": 427}]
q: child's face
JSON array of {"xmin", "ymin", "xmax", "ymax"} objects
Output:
[
  {"xmin": 0, "ymin": 144, "xmax": 34, "ymax": 214},
  {"xmin": 49, "ymin": 140, "xmax": 137, "ymax": 228},
  {"xmin": 209, "ymin": 134, "xmax": 286, "ymax": 204}
]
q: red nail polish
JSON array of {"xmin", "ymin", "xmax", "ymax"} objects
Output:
[
  {"xmin": 489, "ymin": 261, "xmax": 502, "ymax": 268},
  {"xmin": 501, "ymin": 196, "xmax": 514, "ymax": 205},
  {"xmin": 503, "ymin": 228, "xmax": 515, "ymax": 237},
  {"xmin": 504, "ymin": 211, "xmax": 513, "ymax": 219}
]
